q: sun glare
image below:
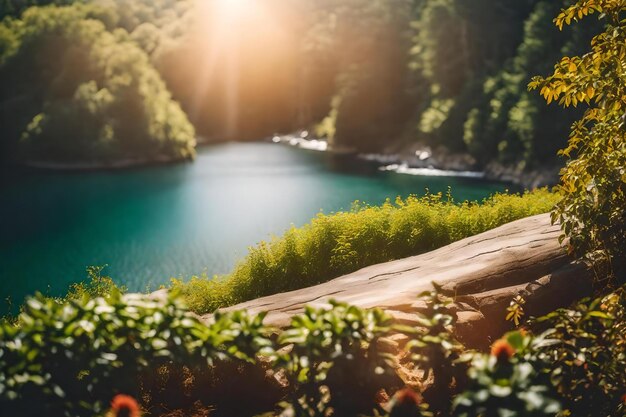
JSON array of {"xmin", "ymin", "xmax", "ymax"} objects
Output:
[
  {"xmin": 213, "ymin": 0, "xmax": 260, "ymax": 22},
  {"xmin": 192, "ymin": 0, "xmax": 286, "ymax": 138}
]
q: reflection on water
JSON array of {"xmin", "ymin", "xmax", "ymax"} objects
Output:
[{"xmin": 0, "ymin": 142, "xmax": 510, "ymax": 307}]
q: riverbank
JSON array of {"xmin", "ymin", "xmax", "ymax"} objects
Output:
[
  {"xmin": 274, "ymin": 132, "xmax": 560, "ymax": 189},
  {"xmin": 22, "ymin": 154, "xmax": 193, "ymax": 172},
  {"xmin": 18, "ymin": 132, "xmax": 560, "ymax": 189}
]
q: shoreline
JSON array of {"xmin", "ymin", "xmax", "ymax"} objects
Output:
[
  {"xmin": 21, "ymin": 154, "xmax": 193, "ymax": 173},
  {"xmin": 273, "ymin": 132, "xmax": 560, "ymax": 189},
  {"xmin": 18, "ymin": 134, "xmax": 561, "ymax": 189}
]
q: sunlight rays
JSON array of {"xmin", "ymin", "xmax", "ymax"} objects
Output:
[{"xmin": 191, "ymin": 0, "xmax": 271, "ymax": 138}]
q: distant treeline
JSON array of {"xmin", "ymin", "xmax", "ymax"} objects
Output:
[{"xmin": 0, "ymin": 0, "xmax": 599, "ymax": 167}]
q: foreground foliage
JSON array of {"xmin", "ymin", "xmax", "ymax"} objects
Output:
[
  {"xmin": 172, "ymin": 189, "xmax": 558, "ymax": 314},
  {"xmin": 1, "ymin": 284, "xmax": 624, "ymax": 417}
]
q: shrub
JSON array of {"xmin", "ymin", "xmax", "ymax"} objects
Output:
[
  {"xmin": 1, "ymin": 283, "xmax": 624, "ymax": 416},
  {"xmin": 455, "ymin": 286, "xmax": 626, "ymax": 417},
  {"xmin": 173, "ymin": 189, "xmax": 559, "ymax": 314},
  {"xmin": 0, "ymin": 291, "xmax": 273, "ymax": 417},
  {"xmin": 453, "ymin": 331, "xmax": 562, "ymax": 417},
  {"xmin": 275, "ymin": 301, "xmax": 399, "ymax": 416},
  {"xmin": 65, "ymin": 265, "xmax": 126, "ymax": 301},
  {"xmin": 531, "ymin": 287, "xmax": 626, "ymax": 417},
  {"xmin": 529, "ymin": 0, "xmax": 626, "ymax": 283},
  {"xmin": 0, "ymin": 292, "xmax": 403, "ymax": 417}
]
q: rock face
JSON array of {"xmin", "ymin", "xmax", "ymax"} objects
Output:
[{"xmin": 215, "ymin": 214, "xmax": 592, "ymax": 349}]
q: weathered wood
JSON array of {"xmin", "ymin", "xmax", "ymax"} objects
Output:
[{"xmin": 214, "ymin": 213, "xmax": 592, "ymax": 348}]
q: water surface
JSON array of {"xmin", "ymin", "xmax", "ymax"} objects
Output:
[{"xmin": 0, "ymin": 142, "xmax": 510, "ymax": 308}]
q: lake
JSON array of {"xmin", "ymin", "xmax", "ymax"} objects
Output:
[{"xmin": 0, "ymin": 142, "xmax": 510, "ymax": 309}]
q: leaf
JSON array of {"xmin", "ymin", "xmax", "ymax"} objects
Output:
[{"xmin": 586, "ymin": 311, "xmax": 611, "ymax": 319}]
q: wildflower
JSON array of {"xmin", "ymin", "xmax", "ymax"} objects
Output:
[
  {"xmin": 622, "ymin": 393, "xmax": 626, "ymax": 404},
  {"xmin": 389, "ymin": 387, "xmax": 423, "ymax": 417},
  {"xmin": 108, "ymin": 394, "xmax": 141, "ymax": 417},
  {"xmin": 491, "ymin": 339, "xmax": 515, "ymax": 363}
]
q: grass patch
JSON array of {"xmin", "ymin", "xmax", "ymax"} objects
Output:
[{"xmin": 172, "ymin": 188, "xmax": 559, "ymax": 314}]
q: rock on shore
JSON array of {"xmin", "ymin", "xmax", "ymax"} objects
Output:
[{"xmin": 216, "ymin": 213, "xmax": 591, "ymax": 349}]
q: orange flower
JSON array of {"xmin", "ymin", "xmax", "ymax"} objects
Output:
[
  {"xmin": 389, "ymin": 387, "xmax": 422, "ymax": 417},
  {"xmin": 108, "ymin": 394, "xmax": 141, "ymax": 417},
  {"xmin": 622, "ymin": 393, "xmax": 626, "ymax": 404},
  {"xmin": 491, "ymin": 339, "xmax": 515, "ymax": 363},
  {"xmin": 394, "ymin": 388, "xmax": 421, "ymax": 405}
]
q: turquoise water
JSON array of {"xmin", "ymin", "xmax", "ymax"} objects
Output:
[{"xmin": 0, "ymin": 142, "xmax": 510, "ymax": 308}]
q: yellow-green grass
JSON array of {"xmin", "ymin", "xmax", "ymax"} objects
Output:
[{"xmin": 172, "ymin": 188, "xmax": 559, "ymax": 314}]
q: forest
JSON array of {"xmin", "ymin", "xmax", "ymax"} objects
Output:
[{"xmin": 0, "ymin": 0, "xmax": 598, "ymax": 169}]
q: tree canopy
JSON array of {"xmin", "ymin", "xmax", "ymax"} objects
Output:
[
  {"xmin": 0, "ymin": 2, "xmax": 195, "ymax": 164},
  {"xmin": 0, "ymin": 0, "xmax": 611, "ymax": 169}
]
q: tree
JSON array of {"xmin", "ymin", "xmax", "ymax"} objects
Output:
[
  {"xmin": 0, "ymin": 4, "xmax": 196, "ymax": 163},
  {"xmin": 529, "ymin": 0, "xmax": 626, "ymax": 282}
]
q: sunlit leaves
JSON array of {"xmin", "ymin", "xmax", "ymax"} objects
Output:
[
  {"xmin": 530, "ymin": 0, "xmax": 626, "ymax": 280},
  {"xmin": 532, "ymin": 287, "xmax": 626, "ymax": 415},
  {"xmin": 554, "ymin": 0, "xmax": 601, "ymax": 31},
  {"xmin": 506, "ymin": 295, "xmax": 526, "ymax": 326},
  {"xmin": 172, "ymin": 189, "xmax": 559, "ymax": 315}
]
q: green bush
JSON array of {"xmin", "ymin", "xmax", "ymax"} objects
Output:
[
  {"xmin": 275, "ymin": 301, "xmax": 399, "ymax": 416},
  {"xmin": 172, "ymin": 189, "xmax": 559, "ymax": 314},
  {"xmin": 455, "ymin": 287, "xmax": 626, "ymax": 417},
  {"xmin": 453, "ymin": 331, "xmax": 562, "ymax": 417},
  {"xmin": 531, "ymin": 288, "xmax": 626, "ymax": 417},
  {"xmin": 0, "ymin": 291, "xmax": 273, "ymax": 416},
  {"xmin": 529, "ymin": 0, "xmax": 626, "ymax": 282},
  {"xmin": 0, "ymin": 292, "xmax": 404, "ymax": 417},
  {"xmin": 1, "ymin": 283, "xmax": 624, "ymax": 416},
  {"xmin": 65, "ymin": 265, "xmax": 126, "ymax": 301}
]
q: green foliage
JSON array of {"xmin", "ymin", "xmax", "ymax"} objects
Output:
[
  {"xmin": 403, "ymin": 0, "xmax": 602, "ymax": 168},
  {"xmin": 276, "ymin": 301, "xmax": 397, "ymax": 416},
  {"xmin": 301, "ymin": 0, "xmax": 415, "ymax": 151},
  {"xmin": 0, "ymin": 0, "xmax": 607, "ymax": 169},
  {"xmin": 531, "ymin": 287, "xmax": 626, "ymax": 416},
  {"xmin": 65, "ymin": 265, "xmax": 126, "ymax": 301},
  {"xmin": 1, "ymin": 291, "xmax": 195, "ymax": 416},
  {"xmin": 0, "ymin": 293, "xmax": 403, "ymax": 417},
  {"xmin": 402, "ymin": 286, "xmax": 465, "ymax": 415},
  {"xmin": 453, "ymin": 331, "xmax": 562, "ymax": 417},
  {"xmin": 529, "ymin": 0, "xmax": 626, "ymax": 281},
  {"xmin": 2, "ymin": 265, "xmax": 124, "ymax": 324},
  {"xmin": 1, "ymin": 282, "xmax": 624, "ymax": 416},
  {"xmin": 172, "ymin": 189, "xmax": 559, "ymax": 314},
  {"xmin": 0, "ymin": 2, "xmax": 195, "ymax": 164},
  {"xmin": 459, "ymin": 0, "xmax": 599, "ymax": 166},
  {"xmin": 455, "ymin": 287, "xmax": 626, "ymax": 417},
  {"xmin": 0, "ymin": 0, "xmax": 79, "ymax": 20},
  {"xmin": 0, "ymin": 290, "xmax": 275, "ymax": 416}
]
